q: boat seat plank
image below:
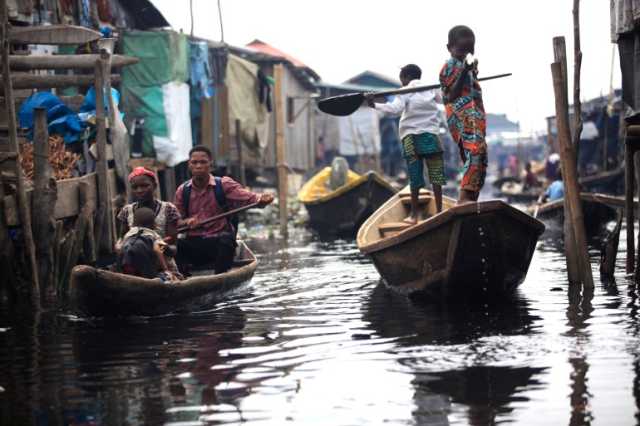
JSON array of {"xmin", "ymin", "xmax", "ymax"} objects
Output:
[
  {"xmin": 379, "ymin": 221, "xmax": 414, "ymax": 235},
  {"xmin": 399, "ymin": 194, "xmax": 432, "ymax": 204}
]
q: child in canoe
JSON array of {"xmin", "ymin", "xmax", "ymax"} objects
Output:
[
  {"xmin": 366, "ymin": 64, "xmax": 446, "ymax": 224},
  {"xmin": 118, "ymin": 206, "xmax": 183, "ymax": 282},
  {"xmin": 439, "ymin": 25, "xmax": 487, "ymax": 204}
]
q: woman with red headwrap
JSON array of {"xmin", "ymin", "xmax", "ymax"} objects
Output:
[{"xmin": 117, "ymin": 167, "xmax": 181, "ymax": 244}]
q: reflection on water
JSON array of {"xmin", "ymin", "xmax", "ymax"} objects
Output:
[{"xmin": 1, "ymin": 228, "xmax": 640, "ymax": 425}]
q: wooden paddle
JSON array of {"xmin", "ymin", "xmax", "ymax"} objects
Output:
[
  {"xmin": 177, "ymin": 202, "xmax": 260, "ymax": 233},
  {"xmin": 317, "ymin": 72, "xmax": 512, "ymax": 116},
  {"xmin": 533, "ymin": 193, "xmax": 545, "ymax": 218}
]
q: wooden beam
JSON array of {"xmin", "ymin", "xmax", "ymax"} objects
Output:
[
  {"xmin": 9, "ymin": 25, "xmax": 101, "ymax": 45},
  {"xmin": 9, "ymin": 54, "xmax": 139, "ymax": 70},
  {"xmin": 1, "ymin": 0, "xmax": 39, "ymax": 306},
  {"xmin": 32, "ymin": 108, "xmax": 57, "ymax": 299},
  {"xmin": 274, "ymin": 64, "xmax": 288, "ymax": 240},
  {"xmin": 0, "ymin": 73, "xmax": 120, "ymax": 91}
]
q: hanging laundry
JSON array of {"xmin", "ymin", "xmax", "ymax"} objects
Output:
[{"xmin": 189, "ymin": 40, "xmax": 215, "ymax": 101}]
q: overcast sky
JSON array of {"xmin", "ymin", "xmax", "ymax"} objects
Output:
[{"xmin": 151, "ymin": 0, "xmax": 619, "ymax": 134}]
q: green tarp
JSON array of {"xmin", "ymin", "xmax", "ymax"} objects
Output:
[
  {"xmin": 121, "ymin": 30, "xmax": 190, "ymax": 156},
  {"xmin": 122, "ymin": 30, "xmax": 189, "ymax": 87}
]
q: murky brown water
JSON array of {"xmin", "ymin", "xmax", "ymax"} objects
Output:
[{"xmin": 1, "ymin": 221, "xmax": 640, "ymax": 425}]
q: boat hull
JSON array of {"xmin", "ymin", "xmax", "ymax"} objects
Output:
[
  {"xmin": 69, "ymin": 242, "xmax": 258, "ymax": 317},
  {"xmin": 303, "ymin": 172, "xmax": 396, "ymax": 235},
  {"xmin": 358, "ymin": 191, "xmax": 545, "ymax": 299},
  {"xmin": 534, "ymin": 194, "xmax": 618, "ymax": 239}
]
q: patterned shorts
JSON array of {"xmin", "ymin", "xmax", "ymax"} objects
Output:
[
  {"xmin": 461, "ymin": 149, "xmax": 488, "ymax": 192},
  {"xmin": 402, "ymin": 133, "xmax": 446, "ymax": 190}
]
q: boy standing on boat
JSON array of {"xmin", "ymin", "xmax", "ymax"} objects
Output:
[
  {"xmin": 439, "ymin": 25, "xmax": 487, "ymax": 204},
  {"xmin": 175, "ymin": 145, "xmax": 274, "ymax": 274},
  {"xmin": 366, "ymin": 64, "xmax": 446, "ymax": 223}
]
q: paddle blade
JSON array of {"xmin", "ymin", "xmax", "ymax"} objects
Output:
[{"xmin": 318, "ymin": 93, "xmax": 365, "ymax": 116}]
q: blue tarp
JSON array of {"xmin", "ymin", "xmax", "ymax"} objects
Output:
[{"xmin": 18, "ymin": 92, "xmax": 85, "ymax": 143}]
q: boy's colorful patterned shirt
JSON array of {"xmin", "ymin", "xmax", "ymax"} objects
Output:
[{"xmin": 439, "ymin": 57, "xmax": 487, "ymax": 155}]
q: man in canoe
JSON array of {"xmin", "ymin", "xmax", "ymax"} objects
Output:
[
  {"xmin": 366, "ymin": 64, "xmax": 446, "ymax": 223},
  {"xmin": 175, "ymin": 145, "xmax": 274, "ymax": 274},
  {"xmin": 440, "ymin": 25, "xmax": 487, "ymax": 204}
]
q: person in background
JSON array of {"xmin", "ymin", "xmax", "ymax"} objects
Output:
[
  {"xmin": 522, "ymin": 161, "xmax": 541, "ymax": 190},
  {"xmin": 545, "ymin": 153, "xmax": 561, "ymax": 182},
  {"xmin": 440, "ymin": 25, "xmax": 487, "ymax": 204},
  {"xmin": 366, "ymin": 64, "xmax": 446, "ymax": 223},
  {"xmin": 541, "ymin": 169, "xmax": 564, "ymax": 202},
  {"xmin": 175, "ymin": 145, "xmax": 274, "ymax": 274}
]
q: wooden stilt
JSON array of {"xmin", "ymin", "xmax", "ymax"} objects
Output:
[
  {"xmin": 235, "ymin": 119, "xmax": 246, "ymax": 186},
  {"xmin": 163, "ymin": 167, "xmax": 176, "ymax": 202},
  {"xmin": 551, "ymin": 59, "xmax": 594, "ymax": 288},
  {"xmin": 93, "ymin": 54, "xmax": 114, "ymax": 254},
  {"xmin": 0, "ymin": 0, "xmax": 39, "ymax": 306},
  {"xmin": 626, "ymin": 143, "xmax": 635, "ymax": 274},
  {"xmin": 32, "ymin": 108, "xmax": 57, "ymax": 301},
  {"xmin": 0, "ymin": 171, "xmax": 17, "ymax": 300},
  {"xmin": 635, "ymin": 152, "xmax": 640, "ymax": 281},
  {"xmin": 553, "ymin": 36, "xmax": 580, "ymax": 284},
  {"xmin": 274, "ymin": 64, "xmax": 288, "ymax": 240}
]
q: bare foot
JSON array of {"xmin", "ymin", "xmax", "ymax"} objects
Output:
[{"xmin": 403, "ymin": 216, "xmax": 418, "ymax": 225}]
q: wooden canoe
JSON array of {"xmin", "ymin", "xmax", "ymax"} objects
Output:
[
  {"xmin": 530, "ymin": 193, "xmax": 618, "ymax": 238},
  {"xmin": 498, "ymin": 181, "xmax": 541, "ymax": 203},
  {"xmin": 69, "ymin": 241, "xmax": 258, "ymax": 317},
  {"xmin": 298, "ymin": 167, "xmax": 396, "ymax": 235},
  {"xmin": 357, "ymin": 188, "xmax": 545, "ymax": 299}
]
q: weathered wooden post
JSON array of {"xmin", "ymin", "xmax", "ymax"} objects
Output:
[
  {"xmin": 235, "ymin": 119, "xmax": 246, "ymax": 186},
  {"xmin": 553, "ymin": 36, "xmax": 580, "ymax": 284},
  {"xmin": 625, "ymin": 141, "xmax": 635, "ymax": 274},
  {"xmin": 0, "ymin": 168, "xmax": 17, "ymax": 299},
  {"xmin": 32, "ymin": 108, "xmax": 57, "ymax": 300},
  {"xmin": 94, "ymin": 54, "xmax": 114, "ymax": 254},
  {"xmin": 274, "ymin": 64, "xmax": 288, "ymax": 239},
  {"xmin": 551, "ymin": 58, "xmax": 594, "ymax": 288},
  {"xmin": 0, "ymin": 0, "xmax": 40, "ymax": 306}
]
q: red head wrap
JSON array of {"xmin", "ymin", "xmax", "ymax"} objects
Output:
[{"xmin": 128, "ymin": 167, "xmax": 157, "ymax": 184}]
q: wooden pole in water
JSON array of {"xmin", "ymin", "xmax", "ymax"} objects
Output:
[
  {"xmin": 553, "ymin": 36, "xmax": 580, "ymax": 285},
  {"xmin": 625, "ymin": 142, "xmax": 635, "ymax": 274},
  {"xmin": 32, "ymin": 108, "xmax": 57, "ymax": 301},
  {"xmin": 0, "ymin": 0, "xmax": 40, "ymax": 306},
  {"xmin": 572, "ymin": 0, "xmax": 583, "ymax": 163},
  {"xmin": 274, "ymin": 64, "xmax": 288, "ymax": 239},
  {"xmin": 551, "ymin": 61, "xmax": 594, "ymax": 288},
  {"xmin": 94, "ymin": 54, "xmax": 114, "ymax": 254}
]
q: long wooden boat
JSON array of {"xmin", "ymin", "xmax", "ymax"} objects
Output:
[
  {"xmin": 578, "ymin": 167, "xmax": 624, "ymax": 195},
  {"xmin": 298, "ymin": 167, "xmax": 396, "ymax": 235},
  {"xmin": 498, "ymin": 181, "xmax": 541, "ymax": 203},
  {"xmin": 529, "ymin": 193, "xmax": 618, "ymax": 238},
  {"xmin": 357, "ymin": 188, "xmax": 545, "ymax": 299},
  {"xmin": 69, "ymin": 241, "xmax": 258, "ymax": 317}
]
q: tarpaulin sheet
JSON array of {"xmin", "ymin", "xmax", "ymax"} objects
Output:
[
  {"xmin": 226, "ymin": 54, "xmax": 270, "ymax": 153},
  {"xmin": 122, "ymin": 30, "xmax": 189, "ymax": 87}
]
